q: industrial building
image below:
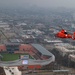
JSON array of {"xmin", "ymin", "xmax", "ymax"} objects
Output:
[
  {"xmin": 54, "ymin": 43, "xmax": 75, "ymax": 57},
  {"xmin": 53, "ymin": 43, "xmax": 75, "ymax": 67}
]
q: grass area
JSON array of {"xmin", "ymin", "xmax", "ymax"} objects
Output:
[{"xmin": 1, "ymin": 53, "xmax": 33, "ymax": 61}]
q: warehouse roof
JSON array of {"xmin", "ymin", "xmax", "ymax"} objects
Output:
[{"xmin": 31, "ymin": 44, "xmax": 52, "ymax": 56}]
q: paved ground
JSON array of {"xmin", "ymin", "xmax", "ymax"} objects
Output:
[
  {"xmin": 3, "ymin": 66, "xmax": 22, "ymax": 75},
  {"xmin": 22, "ymin": 67, "xmax": 75, "ymax": 75}
]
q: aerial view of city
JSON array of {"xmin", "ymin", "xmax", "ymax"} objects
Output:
[{"xmin": 0, "ymin": 0, "xmax": 75, "ymax": 75}]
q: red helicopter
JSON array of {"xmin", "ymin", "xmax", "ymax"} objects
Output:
[{"xmin": 55, "ymin": 29, "xmax": 75, "ymax": 40}]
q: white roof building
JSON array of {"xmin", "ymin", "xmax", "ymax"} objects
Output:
[
  {"xmin": 0, "ymin": 22, "xmax": 9, "ymax": 28},
  {"xmin": 69, "ymin": 54, "xmax": 75, "ymax": 62},
  {"xmin": 55, "ymin": 45, "xmax": 75, "ymax": 57},
  {"xmin": 44, "ymin": 39, "xmax": 62, "ymax": 43}
]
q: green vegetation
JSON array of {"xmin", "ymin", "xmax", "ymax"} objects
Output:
[
  {"xmin": 1, "ymin": 53, "xmax": 20, "ymax": 61},
  {"xmin": 1, "ymin": 53, "xmax": 34, "ymax": 61}
]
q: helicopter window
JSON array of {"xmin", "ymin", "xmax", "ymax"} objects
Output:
[{"xmin": 64, "ymin": 32, "xmax": 68, "ymax": 34}]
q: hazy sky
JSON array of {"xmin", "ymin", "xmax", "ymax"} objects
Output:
[{"xmin": 0, "ymin": 0, "xmax": 75, "ymax": 8}]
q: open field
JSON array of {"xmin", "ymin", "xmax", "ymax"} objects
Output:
[{"xmin": 1, "ymin": 53, "xmax": 33, "ymax": 61}]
